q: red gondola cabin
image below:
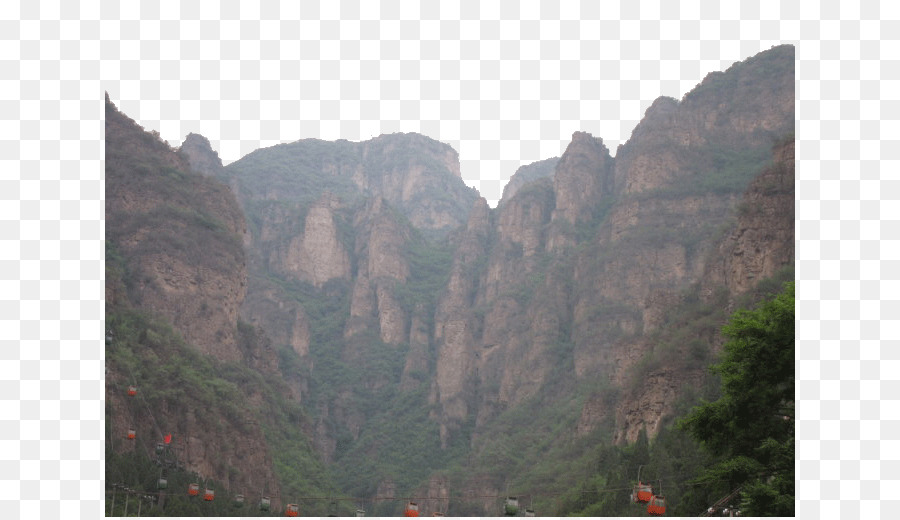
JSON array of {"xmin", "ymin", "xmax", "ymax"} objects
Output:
[
  {"xmin": 633, "ymin": 482, "xmax": 652, "ymax": 503},
  {"xmin": 404, "ymin": 502, "xmax": 419, "ymax": 517},
  {"xmin": 647, "ymin": 495, "xmax": 666, "ymax": 516},
  {"xmin": 188, "ymin": 483, "xmax": 199, "ymax": 496},
  {"xmin": 204, "ymin": 488, "xmax": 215, "ymax": 501},
  {"xmin": 128, "ymin": 386, "xmax": 137, "ymax": 396},
  {"xmin": 285, "ymin": 503, "xmax": 299, "ymax": 517}
]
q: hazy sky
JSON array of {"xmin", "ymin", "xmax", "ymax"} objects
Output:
[{"xmin": 106, "ymin": 5, "xmax": 793, "ymax": 206}]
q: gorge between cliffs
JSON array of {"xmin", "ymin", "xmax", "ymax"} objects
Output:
[{"xmin": 106, "ymin": 45, "xmax": 794, "ymax": 516}]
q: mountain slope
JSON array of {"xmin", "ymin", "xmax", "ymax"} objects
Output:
[{"xmin": 105, "ymin": 95, "xmax": 339, "ymax": 515}]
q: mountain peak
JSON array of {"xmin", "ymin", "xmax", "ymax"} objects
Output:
[{"xmin": 180, "ymin": 132, "xmax": 225, "ymax": 176}]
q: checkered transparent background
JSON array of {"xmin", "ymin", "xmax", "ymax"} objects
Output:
[{"xmin": 1, "ymin": 0, "xmax": 896, "ymax": 518}]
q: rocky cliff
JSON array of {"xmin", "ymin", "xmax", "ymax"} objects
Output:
[
  {"xmin": 106, "ymin": 95, "xmax": 290, "ymax": 507},
  {"xmin": 106, "ymin": 96, "xmax": 248, "ymax": 364},
  {"xmin": 107, "ymin": 44, "xmax": 796, "ymax": 516}
]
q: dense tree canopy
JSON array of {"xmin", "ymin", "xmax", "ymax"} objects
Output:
[{"xmin": 680, "ymin": 281, "xmax": 795, "ymax": 516}]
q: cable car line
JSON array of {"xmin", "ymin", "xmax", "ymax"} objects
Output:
[{"xmin": 108, "ymin": 333, "xmax": 745, "ymax": 516}]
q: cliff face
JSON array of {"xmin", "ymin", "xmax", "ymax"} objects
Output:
[
  {"xmin": 426, "ymin": 45, "xmax": 795, "ymax": 451},
  {"xmin": 704, "ymin": 138, "xmax": 795, "ymax": 296},
  {"xmin": 216, "ymin": 133, "xmax": 479, "ymax": 379},
  {"xmin": 105, "ymin": 96, "xmax": 284, "ymax": 501},
  {"xmin": 106, "ymin": 98, "xmax": 248, "ymax": 364},
  {"xmin": 610, "ymin": 138, "xmax": 795, "ymax": 444}
]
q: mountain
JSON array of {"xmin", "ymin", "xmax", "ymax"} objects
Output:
[
  {"xmin": 106, "ymin": 44, "xmax": 794, "ymax": 516},
  {"xmin": 105, "ymin": 95, "xmax": 338, "ymax": 515}
]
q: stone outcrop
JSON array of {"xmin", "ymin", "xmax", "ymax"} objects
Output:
[
  {"xmin": 179, "ymin": 132, "xmax": 226, "ymax": 177},
  {"xmin": 277, "ymin": 194, "xmax": 352, "ymax": 287},
  {"xmin": 499, "ymin": 157, "xmax": 559, "ymax": 205},
  {"xmin": 551, "ymin": 131, "xmax": 614, "ymax": 226}
]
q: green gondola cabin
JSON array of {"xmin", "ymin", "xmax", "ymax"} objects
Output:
[{"xmin": 504, "ymin": 497, "xmax": 519, "ymax": 516}]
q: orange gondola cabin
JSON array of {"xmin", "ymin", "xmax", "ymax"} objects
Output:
[
  {"xmin": 285, "ymin": 503, "xmax": 300, "ymax": 517},
  {"xmin": 647, "ymin": 495, "xmax": 666, "ymax": 516},
  {"xmin": 633, "ymin": 482, "xmax": 653, "ymax": 503},
  {"xmin": 187, "ymin": 483, "xmax": 200, "ymax": 497},
  {"xmin": 127, "ymin": 386, "xmax": 137, "ymax": 396},
  {"xmin": 126, "ymin": 429, "xmax": 136, "ymax": 440},
  {"xmin": 404, "ymin": 501, "xmax": 419, "ymax": 517},
  {"xmin": 204, "ymin": 488, "xmax": 215, "ymax": 501}
]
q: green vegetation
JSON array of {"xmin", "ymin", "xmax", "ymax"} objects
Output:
[
  {"xmin": 561, "ymin": 279, "xmax": 795, "ymax": 517},
  {"xmin": 394, "ymin": 230, "xmax": 455, "ymax": 314},
  {"xmin": 105, "ymin": 308, "xmax": 338, "ymax": 516},
  {"xmin": 223, "ymin": 139, "xmax": 362, "ymax": 205},
  {"xmin": 680, "ymin": 281, "xmax": 795, "ymax": 516}
]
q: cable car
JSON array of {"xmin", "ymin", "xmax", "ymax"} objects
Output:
[
  {"xmin": 126, "ymin": 429, "xmax": 136, "ymax": 440},
  {"xmin": 155, "ymin": 442, "xmax": 165, "ymax": 454},
  {"xmin": 157, "ymin": 477, "xmax": 167, "ymax": 490},
  {"xmin": 632, "ymin": 465, "xmax": 653, "ymax": 504},
  {"xmin": 259, "ymin": 496, "xmax": 271, "ymax": 511},
  {"xmin": 505, "ymin": 496, "xmax": 520, "ymax": 516},
  {"xmin": 187, "ymin": 483, "xmax": 200, "ymax": 496},
  {"xmin": 525, "ymin": 508, "xmax": 535, "ymax": 517},
  {"xmin": 285, "ymin": 503, "xmax": 300, "ymax": 517},
  {"xmin": 128, "ymin": 386, "xmax": 137, "ymax": 396},
  {"xmin": 356, "ymin": 509, "xmax": 365, "ymax": 517},
  {"xmin": 233, "ymin": 494, "xmax": 245, "ymax": 507},
  {"xmin": 647, "ymin": 495, "xmax": 666, "ymax": 516},
  {"xmin": 632, "ymin": 482, "xmax": 652, "ymax": 503},
  {"xmin": 404, "ymin": 501, "xmax": 419, "ymax": 517},
  {"xmin": 204, "ymin": 488, "xmax": 215, "ymax": 501}
]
